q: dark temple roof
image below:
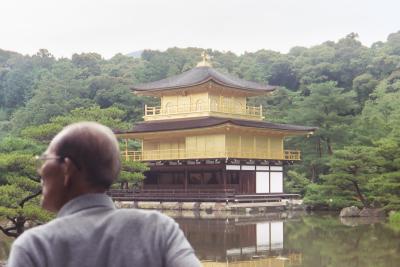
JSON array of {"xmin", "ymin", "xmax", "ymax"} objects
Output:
[
  {"xmin": 132, "ymin": 66, "xmax": 276, "ymax": 92},
  {"xmin": 118, "ymin": 117, "xmax": 317, "ymax": 134}
]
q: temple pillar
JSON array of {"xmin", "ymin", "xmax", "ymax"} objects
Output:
[
  {"xmin": 222, "ymin": 166, "xmax": 227, "ymax": 191},
  {"xmin": 184, "ymin": 166, "xmax": 188, "ymax": 192}
]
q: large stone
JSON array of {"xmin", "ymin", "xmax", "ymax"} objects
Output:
[
  {"xmin": 340, "ymin": 216, "xmax": 385, "ymax": 226},
  {"xmin": 137, "ymin": 201, "xmax": 162, "ymax": 209},
  {"xmin": 181, "ymin": 202, "xmax": 196, "ymax": 210},
  {"xmin": 339, "ymin": 206, "xmax": 361, "ymax": 217},
  {"xmin": 214, "ymin": 202, "xmax": 228, "ymax": 212},
  {"xmin": 161, "ymin": 202, "xmax": 177, "ymax": 210},
  {"xmin": 359, "ymin": 208, "xmax": 386, "ymax": 217},
  {"xmin": 285, "ymin": 199, "xmax": 306, "ymax": 211},
  {"xmin": 199, "ymin": 202, "xmax": 215, "ymax": 211}
]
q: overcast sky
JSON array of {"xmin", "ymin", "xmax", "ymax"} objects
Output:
[{"xmin": 1, "ymin": 0, "xmax": 399, "ymax": 59}]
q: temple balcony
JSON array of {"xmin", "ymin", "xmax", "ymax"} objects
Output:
[
  {"xmin": 144, "ymin": 102, "xmax": 263, "ymax": 121},
  {"xmin": 122, "ymin": 149, "xmax": 301, "ymax": 162}
]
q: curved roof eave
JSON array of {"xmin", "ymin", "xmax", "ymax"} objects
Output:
[
  {"xmin": 116, "ymin": 116, "xmax": 318, "ymax": 135},
  {"xmin": 133, "ymin": 77, "xmax": 276, "ymax": 94},
  {"xmin": 131, "ymin": 66, "xmax": 276, "ymax": 93}
]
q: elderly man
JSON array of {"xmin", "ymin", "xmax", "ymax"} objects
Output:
[{"xmin": 8, "ymin": 122, "xmax": 201, "ymax": 267}]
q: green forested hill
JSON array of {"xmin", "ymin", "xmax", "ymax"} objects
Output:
[{"xmin": 1, "ymin": 31, "xmax": 400, "ymax": 211}]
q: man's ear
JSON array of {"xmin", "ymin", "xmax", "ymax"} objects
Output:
[{"xmin": 63, "ymin": 157, "xmax": 78, "ymax": 187}]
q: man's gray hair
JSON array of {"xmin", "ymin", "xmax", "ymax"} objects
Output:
[{"xmin": 53, "ymin": 122, "xmax": 121, "ymax": 188}]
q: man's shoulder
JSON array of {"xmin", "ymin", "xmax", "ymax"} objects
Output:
[
  {"xmin": 111, "ymin": 208, "xmax": 175, "ymax": 226},
  {"xmin": 12, "ymin": 222, "xmax": 51, "ymax": 249}
]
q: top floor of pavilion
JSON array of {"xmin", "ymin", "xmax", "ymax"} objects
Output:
[{"xmin": 132, "ymin": 53, "xmax": 276, "ymax": 121}]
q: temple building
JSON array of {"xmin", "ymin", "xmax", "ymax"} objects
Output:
[{"xmin": 116, "ymin": 54, "xmax": 315, "ymax": 201}]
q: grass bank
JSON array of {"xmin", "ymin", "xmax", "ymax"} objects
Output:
[
  {"xmin": 389, "ymin": 211, "xmax": 400, "ymax": 223},
  {"xmin": 389, "ymin": 211, "xmax": 400, "ymax": 231}
]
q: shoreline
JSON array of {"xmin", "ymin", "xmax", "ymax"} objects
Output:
[{"xmin": 114, "ymin": 198, "xmax": 305, "ymax": 214}]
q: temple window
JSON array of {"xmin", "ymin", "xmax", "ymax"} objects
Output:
[
  {"xmin": 227, "ymin": 171, "xmax": 240, "ymax": 184},
  {"xmin": 165, "ymin": 102, "xmax": 173, "ymax": 114},
  {"xmin": 189, "ymin": 172, "xmax": 202, "ymax": 184},
  {"xmin": 204, "ymin": 171, "xmax": 222, "ymax": 184},
  {"xmin": 195, "ymin": 99, "xmax": 205, "ymax": 111},
  {"xmin": 210, "ymin": 99, "xmax": 218, "ymax": 111},
  {"xmin": 144, "ymin": 172, "xmax": 158, "ymax": 184}
]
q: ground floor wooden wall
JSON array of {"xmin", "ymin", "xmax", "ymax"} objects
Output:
[{"xmin": 142, "ymin": 163, "xmax": 283, "ymax": 194}]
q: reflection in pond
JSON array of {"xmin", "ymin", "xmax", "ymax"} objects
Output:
[
  {"xmin": 175, "ymin": 216, "xmax": 300, "ymax": 267},
  {"xmin": 174, "ymin": 213, "xmax": 400, "ymax": 267}
]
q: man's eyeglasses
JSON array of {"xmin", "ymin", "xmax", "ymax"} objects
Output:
[
  {"xmin": 34, "ymin": 155, "xmax": 64, "ymax": 170},
  {"xmin": 34, "ymin": 154, "xmax": 81, "ymax": 171}
]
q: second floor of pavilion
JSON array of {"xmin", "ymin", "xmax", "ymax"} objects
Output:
[
  {"xmin": 132, "ymin": 65, "xmax": 276, "ymax": 121},
  {"xmin": 117, "ymin": 116, "xmax": 317, "ymax": 162}
]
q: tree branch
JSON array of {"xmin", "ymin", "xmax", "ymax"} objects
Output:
[
  {"xmin": 6, "ymin": 216, "xmax": 17, "ymax": 224},
  {"xmin": 27, "ymin": 175, "xmax": 41, "ymax": 183},
  {"xmin": 19, "ymin": 189, "xmax": 42, "ymax": 208},
  {"xmin": 352, "ymin": 180, "xmax": 369, "ymax": 208},
  {"xmin": 4, "ymin": 226, "xmax": 17, "ymax": 231},
  {"xmin": 0, "ymin": 225, "xmax": 18, "ymax": 238}
]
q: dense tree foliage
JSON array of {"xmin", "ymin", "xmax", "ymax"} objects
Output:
[
  {"xmin": 117, "ymin": 160, "xmax": 148, "ymax": 189},
  {"xmin": 0, "ymin": 137, "xmax": 52, "ymax": 237},
  {"xmin": 1, "ymin": 31, "xmax": 400, "ymax": 219}
]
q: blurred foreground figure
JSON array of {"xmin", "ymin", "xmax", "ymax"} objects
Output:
[{"xmin": 8, "ymin": 122, "xmax": 201, "ymax": 267}]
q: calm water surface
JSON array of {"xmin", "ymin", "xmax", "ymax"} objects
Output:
[
  {"xmin": 1, "ymin": 213, "xmax": 399, "ymax": 267},
  {"xmin": 173, "ymin": 212, "xmax": 400, "ymax": 267}
]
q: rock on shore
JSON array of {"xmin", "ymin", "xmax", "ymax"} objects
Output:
[
  {"xmin": 359, "ymin": 208, "xmax": 385, "ymax": 217},
  {"xmin": 340, "ymin": 206, "xmax": 386, "ymax": 217},
  {"xmin": 339, "ymin": 206, "xmax": 360, "ymax": 217}
]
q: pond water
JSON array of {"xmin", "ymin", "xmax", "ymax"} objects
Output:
[
  {"xmin": 1, "ymin": 212, "xmax": 400, "ymax": 266},
  {"xmin": 173, "ymin": 212, "xmax": 400, "ymax": 267}
]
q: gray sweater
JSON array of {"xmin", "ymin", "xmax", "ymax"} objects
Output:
[{"xmin": 7, "ymin": 194, "xmax": 201, "ymax": 267}]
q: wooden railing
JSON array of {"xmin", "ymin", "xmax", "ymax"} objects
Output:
[
  {"xmin": 108, "ymin": 188, "xmax": 236, "ymax": 202},
  {"xmin": 122, "ymin": 149, "xmax": 301, "ymax": 161},
  {"xmin": 108, "ymin": 189, "xmax": 300, "ymax": 202},
  {"xmin": 144, "ymin": 102, "xmax": 263, "ymax": 120},
  {"xmin": 124, "ymin": 150, "xmax": 142, "ymax": 161}
]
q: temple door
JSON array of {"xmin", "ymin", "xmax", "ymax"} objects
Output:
[{"xmin": 240, "ymin": 171, "xmax": 256, "ymax": 194}]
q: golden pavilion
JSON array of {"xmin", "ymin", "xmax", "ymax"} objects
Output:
[{"xmin": 116, "ymin": 54, "xmax": 315, "ymax": 201}]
